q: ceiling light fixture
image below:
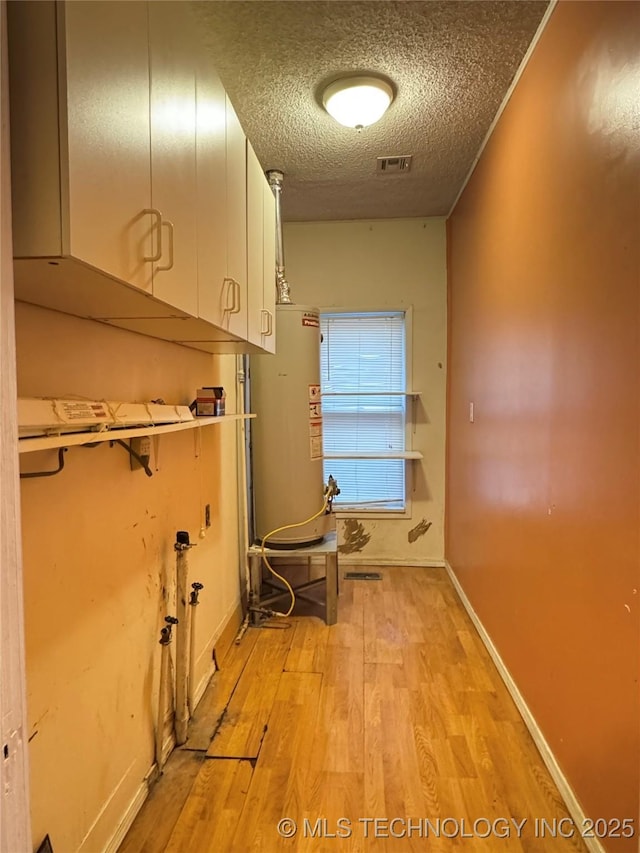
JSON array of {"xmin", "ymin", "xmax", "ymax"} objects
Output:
[{"xmin": 322, "ymin": 75, "xmax": 394, "ymax": 130}]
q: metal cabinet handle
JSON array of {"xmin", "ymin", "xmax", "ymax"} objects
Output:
[
  {"xmin": 222, "ymin": 279, "xmax": 242, "ymax": 315},
  {"xmin": 142, "ymin": 208, "xmax": 163, "ymax": 262},
  {"xmin": 230, "ymin": 280, "xmax": 241, "ymax": 315},
  {"xmin": 156, "ymin": 219, "xmax": 175, "ymax": 272},
  {"xmin": 223, "ymin": 278, "xmax": 235, "ymax": 312},
  {"xmin": 261, "ymin": 309, "xmax": 273, "ymax": 336}
]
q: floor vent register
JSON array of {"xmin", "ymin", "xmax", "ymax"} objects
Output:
[{"xmin": 343, "ymin": 571, "xmax": 382, "ymax": 581}]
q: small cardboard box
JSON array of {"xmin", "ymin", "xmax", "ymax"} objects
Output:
[{"xmin": 196, "ymin": 387, "xmax": 225, "ymax": 417}]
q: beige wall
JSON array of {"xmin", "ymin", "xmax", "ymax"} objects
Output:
[
  {"xmin": 15, "ymin": 303, "xmax": 243, "ymax": 852},
  {"xmin": 446, "ymin": 2, "xmax": 640, "ymax": 846},
  {"xmin": 285, "ymin": 218, "xmax": 447, "ymax": 565}
]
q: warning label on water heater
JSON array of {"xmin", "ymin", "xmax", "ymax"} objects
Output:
[
  {"xmin": 309, "ymin": 419, "xmax": 323, "ymax": 460},
  {"xmin": 308, "ymin": 384, "xmax": 323, "ymax": 460}
]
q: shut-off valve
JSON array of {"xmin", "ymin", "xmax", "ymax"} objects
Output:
[{"xmin": 325, "ymin": 475, "xmax": 340, "ymax": 510}]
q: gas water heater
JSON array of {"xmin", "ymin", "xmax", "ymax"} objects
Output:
[
  {"xmin": 250, "ymin": 170, "xmax": 333, "ymax": 547},
  {"xmin": 251, "ymin": 303, "xmax": 331, "ymax": 547}
]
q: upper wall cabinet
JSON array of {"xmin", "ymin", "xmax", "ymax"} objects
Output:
[
  {"xmin": 148, "ymin": 1, "xmax": 198, "ymax": 317},
  {"xmin": 223, "ymin": 97, "xmax": 250, "ymax": 340},
  {"xmin": 7, "ymin": 0, "xmax": 277, "ymax": 354},
  {"xmin": 8, "ymin": 1, "xmax": 168, "ymax": 317},
  {"xmin": 190, "ymin": 141, "xmax": 277, "ymax": 356},
  {"xmin": 195, "ymin": 52, "xmax": 228, "ymax": 330},
  {"xmin": 192, "ymin": 80, "xmax": 248, "ymax": 340},
  {"xmin": 247, "ymin": 143, "xmax": 276, "ymax": 354}
]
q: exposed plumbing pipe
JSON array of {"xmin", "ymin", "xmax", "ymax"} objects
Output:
[
  {"xmin": 266, "ymin": 170, "xmax": 292, "ymax": 304},
  {"xmin": 187, "ymin": 581, "xmax": 204, "ymax": 716},
  {"xmin": 156, "ymin": 615, "xmax": 178, "ymax": 771},
  {"xmin": 236, "ymin": 354, "xmax": 252, "ymax": 621},
  {"xmin": 234, "ymin": 614, "xmax": 250, "ymax": 646},
  {"xmin": 20, "ymin": 446, "xmax": 67, "ymax": 479},
  {"xmin": 174, "ymin": 531, "xmax": 194, "ymax": 745}
]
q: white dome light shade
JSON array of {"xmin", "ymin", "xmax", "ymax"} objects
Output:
[{"xmin": 323, "ymin": 76, "xmax": 394, "ymax": 129}]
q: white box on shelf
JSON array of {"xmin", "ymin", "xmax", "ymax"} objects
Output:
[{"xmin": 17, "ymin": 398, "xmax": 194, "ymax": 438}]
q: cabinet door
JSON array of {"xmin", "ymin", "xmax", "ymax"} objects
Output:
[
  {"xmin": 62, "ymin": 1, "xmax": 153, "ymax": 293},
  {"xmin": 149, "ymin": 1, "xmax": 198, "ymax": 316},
  {"xmin": 195, "ymin": 50, "xmax": 228, "ymax": 327},
  {"xmin": 225, "ymin": 96, "xmax": 248, "ymax": 339},
  {"xmin": 246, "ymin": 142, "xmax": 264, "ymax": 347},
  {"xmin": 262, "ymin": 177, "xmax": 277, "ymax": 354}
]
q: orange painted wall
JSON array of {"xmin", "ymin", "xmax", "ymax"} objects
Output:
[{"xmin": 446, "ymin": 1, "xmax": 640, "ymax": 846}]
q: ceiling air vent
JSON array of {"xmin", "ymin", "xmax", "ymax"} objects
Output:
[{"xmin": 376, "ymin": 155, "xmax": 412, "ymax": 173}]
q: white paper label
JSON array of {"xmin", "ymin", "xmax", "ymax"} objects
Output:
[
  {"xmin": 310, "ymin": 436, "xmax": 323, "ymax": 460},
  {"xmin": 61, "ymin": 401, "xmax": 108, "ymax": 421}
]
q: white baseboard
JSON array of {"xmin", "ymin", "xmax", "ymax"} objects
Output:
[
  {"xmin": 103, "ymin": 778, "xmax": 149, "ymax": 853},
  {"xmin": 444, "ymin": 561, "xmax": 605, "ymax": 853},
  {"xmin": 264, "ymin": 552, "xmax": 446, "ymax": 569},
  {"xmin": 102, "ymin": 731, "xmax": 175, "ymax": 853},
  {"xmin": 340, "ymin": 555, "xmax": 446, "ymax": 568},
  {"xmin": 161, "ymin": 731, "xmax": 177, "ymax": 766},
  {"xmin": 194, "ymin": 658, "xmax": 216, "ymax": 710},
  {"xmin": 103, "ymin": 602, "xmax": 240, "ymax": 853},
  {"xmin": 193, "ymin": 598, "xmax": 241, "ymax": 709}
]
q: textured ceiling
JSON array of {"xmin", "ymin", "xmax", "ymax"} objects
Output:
[{"xmin": 191, "ymin": 1, "xmax": 549, "ymax": 221}]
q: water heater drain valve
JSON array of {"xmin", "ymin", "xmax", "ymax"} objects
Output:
[{"xmin": 324, "ymin": 475, "xmax": 340, "ymax": 509}]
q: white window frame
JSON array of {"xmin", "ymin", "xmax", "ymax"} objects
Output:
[{"xmin": 319, "ymin": 306, "xmax": 414, "ymax": 520}]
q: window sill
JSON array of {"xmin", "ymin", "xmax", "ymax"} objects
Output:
[{"xmin": 334, "ymin": 507, "xmax": 410, "ymax": 521}]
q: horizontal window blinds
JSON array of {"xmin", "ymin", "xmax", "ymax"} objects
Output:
[{"xmin": 320, "ymin": 313, "xmax": 406, "ymax": 510}]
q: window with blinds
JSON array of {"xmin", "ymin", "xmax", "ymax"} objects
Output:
[{"xmin": 320, "ymin": 311, "xmax": 407, "ymax": 511}]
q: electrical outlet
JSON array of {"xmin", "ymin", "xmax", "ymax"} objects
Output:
[
  {"xmin": 130, "ymin": 436, "xmax": 152, "ymax": 471},
  {"xmin": 205, "ymin": 504, "xmax": 211, "ymax": 527}
]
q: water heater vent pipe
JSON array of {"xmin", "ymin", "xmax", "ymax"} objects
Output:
[{"xmin": 266, "ymin": 170, "xmax": 292, "ymax": 304}]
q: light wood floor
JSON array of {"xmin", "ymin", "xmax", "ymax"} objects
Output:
[{"xmin": 119, "ymin": 567, "xmax": 587, "ymax": 852}]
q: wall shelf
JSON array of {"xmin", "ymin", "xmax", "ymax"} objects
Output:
[
  {"xmin": 321, "ymin": 391, "xmax": 421, "ymax": 397},
  {"xmin": 18, "ymin": 414, "xmax": 255, "ymax": 454},
  {"xmin": 323, "ymin": 450, "xmax": 422, "ymax": 460}
]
